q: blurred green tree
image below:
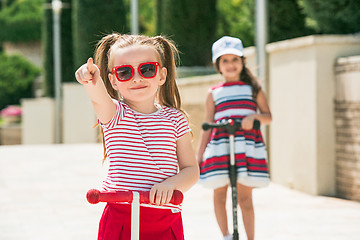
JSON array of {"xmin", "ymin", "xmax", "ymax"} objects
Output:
[
  {"xmin": 217, "ymin": 0, "xmax": 255, "ymax": 46},
  {"xmin": 217, "ymin": 0, "xmax": 313, "ymax": 46},
  {"xmin": 301, "ymin": 0, "xmax": 360, "ymax": 34},
  {"xmin": 42, "ymin": 0, "xmax": 74, "ymax": 97},
  {"xmin": 0, "ymin": 0, "xmax": 16, "ymax": 11},
  {"xmin": 0, "ymin": 0, "xmax": 43, "ymax": 43},
  {"xmin": 138, "ymin": 0, "xmax": 156, "ymax": 35},
  {"xmin": 72, "ymin": 0, "xmax": 128, "ymax": 69},
  {"xmin": 156, "ymin": 0, "xmax": 217, "ymax": 66},
  {"xmin": 269, "ymin": 0, "xmax": 313, "ymax": 43},
  {"xmin": 123, "ymin": 0, "xmax": 156, "ymax": 36}
]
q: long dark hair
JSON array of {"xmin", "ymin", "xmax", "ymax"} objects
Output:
[{"xmin": 215, "ymin": 56, "xmax": 261, "ymax": 98}]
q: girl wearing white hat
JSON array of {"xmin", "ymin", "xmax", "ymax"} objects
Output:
[{"xmin": 196, "ymin": 36, "xmax": 272, "ymax": 240}]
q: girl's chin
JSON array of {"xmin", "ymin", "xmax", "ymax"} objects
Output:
[
  {"xmin": 223, "ymin": 73, "xmax": 240, "ymax": 79},
  {"xmin": 226, "ymin": 71, "xmax": 240, "ymax": 75}
]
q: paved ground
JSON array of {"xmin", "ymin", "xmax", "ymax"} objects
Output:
[{"xmin": 1, "ymin": 143, "xmax": 360, "ymax": 240}]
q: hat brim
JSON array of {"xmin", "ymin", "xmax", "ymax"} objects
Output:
[{"xmin": 212, "ymin": 49, "xmax": 244, "ymax": 63}]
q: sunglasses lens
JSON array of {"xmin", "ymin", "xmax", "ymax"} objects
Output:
[
  {"xmin": 116, "ymin": 66, "xmax": 132, "ymax": 81},
  {"xmin": 140, "ymin": 63, "xmax": 156, "ymax": 78}
]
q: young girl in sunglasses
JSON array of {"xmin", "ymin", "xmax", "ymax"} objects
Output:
[
  {"xmin": 75, "ymin": 33, "xmax": 199, "ymax": 240},
  {"xmin": 196, "ymin": 36, "xmax": 272, "ymax": 240}
]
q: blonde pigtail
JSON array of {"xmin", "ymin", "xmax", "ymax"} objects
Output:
[
  {"xmin": 154, "ymin": 36, "xmax": 182, "ymax": 110},
  {"xmin": 94, "ymin": 34, "xmax": 121, "ymax": 100}
]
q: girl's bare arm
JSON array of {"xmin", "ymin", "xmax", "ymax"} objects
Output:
[
  {"xmin": 75, "ymin": 58, "xmax": 116, "ymax": 124},
  {"xmin": 242, "ymin": 89, "xmax": 272, "ymax": 129},
  {"xmin": 195, "ymin": 91, "xmax": 215, "ymax": 164}
]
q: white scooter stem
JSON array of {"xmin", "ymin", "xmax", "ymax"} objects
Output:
[{"xmin": 131, "ymin": 191, "xmax": 140, "ymax": 240}]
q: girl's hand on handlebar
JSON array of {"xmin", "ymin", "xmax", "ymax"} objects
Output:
[
  {"xmin": 241, "ymin": 115, "xmax": 256, "ymax": 130},
  {"xmin": 150, "ymin": 182, "xmax": 175, "ymax": 206}
]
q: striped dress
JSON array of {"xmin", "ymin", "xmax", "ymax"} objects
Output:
[
  {"xmin": 199, "ymin": 81, "xmax": 270, "ymax": 189},
  {"xmin": 100, "ymin": 100, "xmax": 190, "ymax": 211}
]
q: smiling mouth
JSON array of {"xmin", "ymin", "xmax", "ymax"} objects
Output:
[{"xmin": 131, "ymin": 85, "xmax": 147, "ymax": 90}]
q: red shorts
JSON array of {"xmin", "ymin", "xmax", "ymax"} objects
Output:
[{"xmin": 98, "ymin": 203, "xmax": 184, "ymax": 240}]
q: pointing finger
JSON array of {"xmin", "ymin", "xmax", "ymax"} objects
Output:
[
  {"xmin": 87, "ymin": 57, "xmax": 93, "ymax": 65},
  {"xmin": 86, "ymin": 57, "xmax": 97, "ymax": 74}
]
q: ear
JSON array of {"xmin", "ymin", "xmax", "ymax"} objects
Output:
[
  {"xmin": 159, "ymin": 67, "xmax": 167, "ymax": 86},
  {"xmin": 108, "ymin": 73, "xmax": 119, "ymax": 89}
]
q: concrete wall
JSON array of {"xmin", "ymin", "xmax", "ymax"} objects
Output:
[
  {"xmin": 267, "ymin": 35, "xmax": 360, "ymax": 196},
  {"xmin": 21, "ymin": 98, "xmax": 55, "ymax": 144},
  {"xmin": 3, "ymin": 41, "xmax": 42, "ymax": 67},
  {"xmin": 20, "ymin": 85, "xmax": 98, "ymax": 145},
  {"xmin": 62, "ymin": 83, "xmax": 98, "ymax": 144}
]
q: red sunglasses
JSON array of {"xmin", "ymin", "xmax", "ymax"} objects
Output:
[{"xmin": 112, "ymin": 62, "xmax": 160, "ymax": 82}]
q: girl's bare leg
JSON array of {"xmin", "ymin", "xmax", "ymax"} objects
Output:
[
  {"xmin": 237, "ymin": 183, "xmax": 254, "ymax": 240},
  {"xmin": 214, "ymin": 185, "xmax": 230, "ymax": 237}
]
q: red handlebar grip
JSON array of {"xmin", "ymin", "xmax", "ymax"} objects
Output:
[
  {"xmin": 86, "ymin": 189, "xmax": 183, "ymax": 205},
  {"xmin": 138, "ymin": 190, "xmax": 183, "ymax": 205},
  {"xmin": 86, "ymin": 189, "xmax": 101, "ymax": 204},
  {"xmin": 171, "ymin": 190, "xmax": 184, "ymax": 205}
]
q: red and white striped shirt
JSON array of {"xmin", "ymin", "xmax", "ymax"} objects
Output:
[{"xmin": 100, "ymin": 100, "xmax": 190, "ymax": 210}]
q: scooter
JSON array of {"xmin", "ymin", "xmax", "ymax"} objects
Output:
[
  {"xmin": 86, "ymin": 189, "xmax": 183, "ymax": 240},
  {"xmin": 202, "ymin": 118, "xmax": 260, "ymax": 240}
]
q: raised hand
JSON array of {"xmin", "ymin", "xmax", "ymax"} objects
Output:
[{"xmin": 75, "ymin": 57, "xmax": 100, "ymax": 85}]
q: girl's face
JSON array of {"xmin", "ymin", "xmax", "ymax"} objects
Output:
[
  {"xmin": 218, "ymin": 54, "xmax": 243, "ymax": 82},
  {"xmin": 109, "ymin": 45, "xmax": 167, "ymax": 112}
]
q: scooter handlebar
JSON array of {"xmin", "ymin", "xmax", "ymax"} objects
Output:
[
  {"xmin": 202, "ymin": 119, "xmax": 260, "ymax": 131},
  {"xmin": 86, "ymin": 189, "xmax": 184, "ymax": 205},
  {"xmin": 202, "ymin": 122, "xmax": 228, "ymax": 131}
]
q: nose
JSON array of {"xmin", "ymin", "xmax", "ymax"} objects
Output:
[
  {"xmin": 131, "ymin": 69, "xmax": 143, "ymax": 82},
  {"xmin": 229, "ymin": 60, "xmax": 236, "ymax": 67}
]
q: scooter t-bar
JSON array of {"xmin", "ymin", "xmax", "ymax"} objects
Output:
[{"xmin": 86, "ymin": 189, "xmax": 184, "ymax": 205}]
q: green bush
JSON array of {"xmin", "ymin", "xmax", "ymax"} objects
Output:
[
  {"xmin": 0, "ymin": 53, "xmax": 41, "ymax": 110},
  {"xmin": 0, "ymin": 0, "xmax": 43, "ymax": 43}
]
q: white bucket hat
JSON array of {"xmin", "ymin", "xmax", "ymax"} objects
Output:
[{"xmin": 212, "ymin": 36, "xmax": 244, "ymax": 63}]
